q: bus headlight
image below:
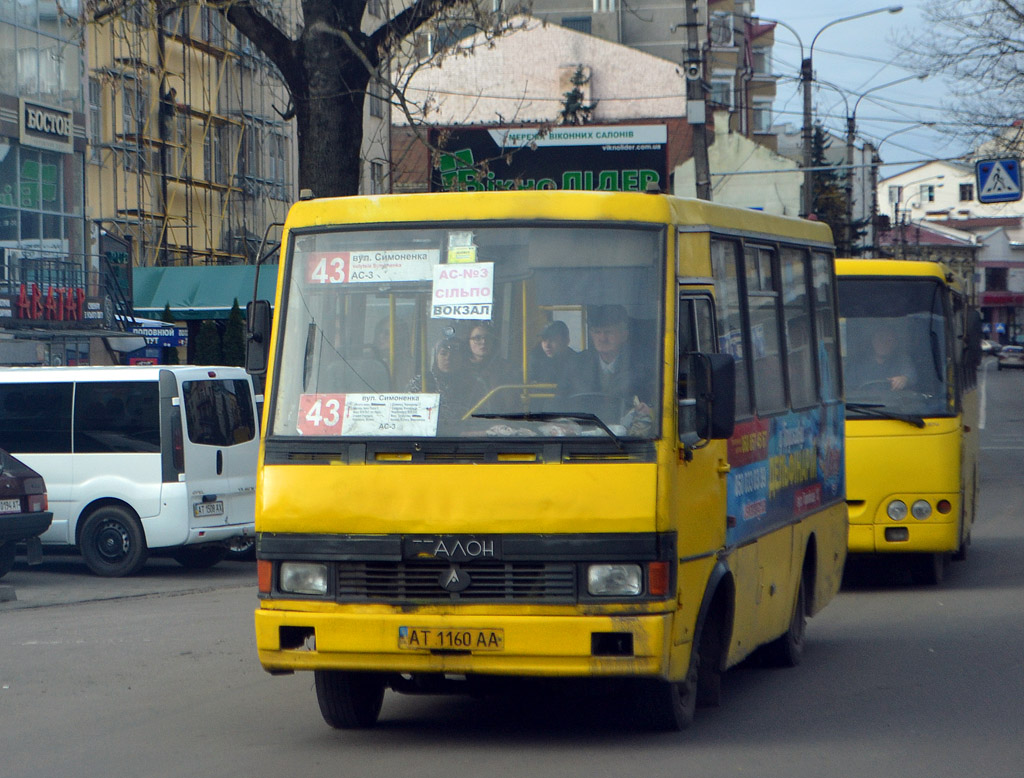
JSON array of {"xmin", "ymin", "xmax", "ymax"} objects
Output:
[
  {"xmin": 886, "ymin": 500, "xmax": 908, "ymax": 521},
  {"xmin": 279, "ymin": 562, "xmax": 328, "ymax": 595},
  {"xmin": 911, "ymin": 500, "xmax": 932, "ymax": 520},
  {"xmin": 588, "ymin": 564, "xmax": 642, "ymax": 596}
]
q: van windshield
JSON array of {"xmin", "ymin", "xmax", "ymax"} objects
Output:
[{"xmin": 269, "ymin": 223, "xmax": 664, "ymax": 440}]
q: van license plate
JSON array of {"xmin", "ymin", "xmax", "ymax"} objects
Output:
[
  {"xmin": 398, "ymin": 627, "xmax": 504, "ymax": 651},
  {"xmin": 193, "ymin": 501, "xmax": 224, "ymax": 518}
]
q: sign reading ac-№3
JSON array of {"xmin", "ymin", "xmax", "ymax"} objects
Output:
[{"xmin": 976, "ymin": 158, "xmax": 1022, "ymax": 203}]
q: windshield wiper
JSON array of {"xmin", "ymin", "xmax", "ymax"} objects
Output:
[
  {"xmin": 472, "ymin": 411, "xmax": 625, "ymax": 450},
  {"xmin": 845, "ymin": 402, "xmax": 925, "ymax": 428}
]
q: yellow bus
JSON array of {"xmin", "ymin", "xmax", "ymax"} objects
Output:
[
  {"xmin": 837, "ymin": 258, "xmax": 981, "ymax": 585},
  {"xmin": 247, "ymin": 191, "xmax": 847, "ymax": 730}
]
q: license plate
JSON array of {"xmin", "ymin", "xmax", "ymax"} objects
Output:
[
  {"xmin": 192, "ymin": 501, "xmax": 224, "ymax": 518},
  {"xmin": 398, "ymin": 627, "xmax": 504, "ymax": 652},
  {"xmin": 0, "ymin": 498, "xmax": 21, "ymax": 514}
]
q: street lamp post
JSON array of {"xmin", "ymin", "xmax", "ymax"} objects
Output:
[
  {"xmin": 801, "ymin": 6, "xmax": 903, "ymax": 218},
  {"xmin": 845, "ymin": 74, "xmax": 927, "ymax": 256}
]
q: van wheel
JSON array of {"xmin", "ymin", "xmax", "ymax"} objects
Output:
[
  {"xmin": 0, "ymin": 541, "xmax": 16, "ymax": 578},
  {"xmin": 761, "ymin": 575, "xmax": 807, "ymax": 668},
  {"xmin": 314, "ymin": 671, "xmax": 386, "ymax": 729},
  {"xmin": 79, "ymin": 506, "xmax": 148, "ymax": 577},
  {"xmin": 172, "ymin": 543, "xmax": 228, "ymax": 569}
]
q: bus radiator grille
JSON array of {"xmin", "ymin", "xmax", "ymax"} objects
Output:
[{"xmin": 336, "ymin": 561, "xmax": 577, "ymax": 602}]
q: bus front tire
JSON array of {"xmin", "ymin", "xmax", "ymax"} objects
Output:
[
  {"xmin": 172, "ymin": 543, "xmax": 228, "ymax": 569},
  {"xmin": 314, "ymin": 671, "xmax": 386, "ymax": 729},
  {"xmin": 79, "ymin": 506, "xmax": 148, "ymax": 577},
  {"xmin": 910, "ymin": 552, "xmax": 947, "ymax": 585}
]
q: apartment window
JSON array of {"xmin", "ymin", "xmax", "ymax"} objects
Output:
[
  {"xmin": 960, "ymin": 183, "xmax": 974, "ymax": 201},
  {"xmin": 121, "ymin": 79, "xmax": 149, "ymax": 137},
  {"xmin": 368, "ymin": 77, "xmax": 385, "ymax": 119},
  {"xmin": 710, "ymin": 12, "xmax": 734, "ymax": 46},
  {"xmin": 593, "ymin": 0, "xmax": 616, "ymax": 12},
  {"xmin": 751, "ymin": 46, "xmax": 771, "ymax": 75},
  {"xmin": 751, "ymin": 100, "xmax": 772, "ymax": 133},
  {"xmin": 370, "ymin": 161, "xmax": 386, "ymax": 195},
  {"xmin": 709, "ymin": 75, "xmax": 733, "ymax": 109},
  {"xmin": 920, "ymin": 184, "xmax": 936, "ymax": 203},
  {"xmin": 888, "ymin": 185, "xmax": 903, "ymax": 205},
  {"xmin": 563, "ymin": 16, "xmax": 592, "ymax": 34},
  {"xmin": 88, "ymin": 77, "xmax": 102, "ymax": 163},
  {"xmin": 366, "ymin": 0, "xmax": 382, "ymax": 17}
]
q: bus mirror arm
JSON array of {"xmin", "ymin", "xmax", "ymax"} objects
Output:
[{"xmin": 692, "ymin": 352, "xmax": 736, "ymax": 441}]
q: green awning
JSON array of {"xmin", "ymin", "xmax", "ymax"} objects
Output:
[{"xmin": 132, "ymin": 265, "xmax": 279, "ymax": 321}]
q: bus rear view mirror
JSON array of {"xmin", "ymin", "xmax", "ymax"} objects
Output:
[
  {"xmin": 246, "ymin": 300, "xmax": 272, "ymax": 376},
  {"xmin": 691, "ymin": 352, "xmax": 735, "ymax": 440}
]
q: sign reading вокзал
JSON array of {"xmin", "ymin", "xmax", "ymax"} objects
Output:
[{"xmin": 19, "ymin": 98, "xmax": 74, "ymax": 154}]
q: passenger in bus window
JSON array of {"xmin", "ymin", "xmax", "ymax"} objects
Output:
[
  {"xmin": 527, "ymin": 320, "xmax": 576, "ymax": 385},
  {"xmin": 466, "ymin": 322, "xmax": 516, "ymax": 391},
  {"xmin": 559, "ymin": 304, "xmax": 654, "ymax": 432},
  {"xmin": 406, "ymin": 334, "xmax": 474, "ymax": 425},
  {"xmin": 850, "ymin": 326, "xmax": 917, "ymax": 392}
]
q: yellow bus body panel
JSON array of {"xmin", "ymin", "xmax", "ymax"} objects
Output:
[{"xmin": 258, "ymin": 462, "xmax": 657, "ymax": 535}]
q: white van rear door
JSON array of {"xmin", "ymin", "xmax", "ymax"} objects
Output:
[{"xmin": 174, "ymin": 368, "xmax": 258, "ymax": 533}]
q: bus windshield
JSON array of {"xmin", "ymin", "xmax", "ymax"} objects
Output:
[
  {"xmin": 839, "ymin": 276, "xmax": 953, "ymax": 418},
  {"xmin": 270, "ymin": 223, "xmax": 664, "ymax": 441}
]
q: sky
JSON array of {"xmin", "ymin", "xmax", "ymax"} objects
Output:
[{"xmin": 758, "ymin": 0, "xmax": 969, "ymax": 178}]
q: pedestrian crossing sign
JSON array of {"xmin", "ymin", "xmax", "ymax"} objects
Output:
[{"xmin": 976, "ymin": 158, "xmax": 1022, "ymax": 203}]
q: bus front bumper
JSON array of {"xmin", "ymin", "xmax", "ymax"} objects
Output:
[{"xmin": 255, "ymin": 606, "xmax": 678, "ymax": 679}]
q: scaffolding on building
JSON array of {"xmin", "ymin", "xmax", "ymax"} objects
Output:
[{"xmin": 86, "ymin": 0, "xmax": 297, "ymax": 268}]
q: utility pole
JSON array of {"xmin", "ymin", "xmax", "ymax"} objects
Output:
[
  {"xmin": 684, "ymin": 0, "xmax": 711, "ymax": 200},
  {"xmin": 801, "ymin": 56, "xmax": 813, "ymax": 218}
]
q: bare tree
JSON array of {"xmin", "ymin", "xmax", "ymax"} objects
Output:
[
  {"xmin": 89, "ymin": 0, "xmax": 516, "ymax": 197},
  {"xmin": 905, "ymin": 0, "xmax": 1024, "ymax": 153}
]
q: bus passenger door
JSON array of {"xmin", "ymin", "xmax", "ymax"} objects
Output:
[{"xmin": 675, "ymin": 292, "xmax": 731, "ymax": 565}]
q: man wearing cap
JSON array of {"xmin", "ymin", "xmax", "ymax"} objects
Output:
[{"xmin": 558, "ymin": 304, "xmax": 654, "ymax": 428}]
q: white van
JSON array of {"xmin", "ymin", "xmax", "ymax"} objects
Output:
[{"xmin": 0, "ymin": 366, "xmax": 258, "ymax": 576}]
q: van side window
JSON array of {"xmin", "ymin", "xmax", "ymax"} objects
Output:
[
  {"xmin": 74, "ymin": 382, "xmax": 160, "ymax": 453},
  {"xmin": 0, "ymin": 383, "xmax": 73, "ymax": 453},
  {"xmin": 182, "ymin": 379, "xmax": 256, "ymax": 447}
]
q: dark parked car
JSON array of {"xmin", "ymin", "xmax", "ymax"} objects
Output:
[{"xmin": 0, "ymin": 448, "xmax": 53, "ymax": 578}]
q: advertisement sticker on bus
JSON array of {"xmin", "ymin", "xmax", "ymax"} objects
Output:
[
  {"xmin": 430, "ymin": 262, "xmax": 494, "ymax": 319},
  {"xmin": 305, "ymin": 249, "xmax": 438, "ymax": 285},
  {"xmin": 297, "ymin": 393, "xmax": 440, "ymax": 436}
]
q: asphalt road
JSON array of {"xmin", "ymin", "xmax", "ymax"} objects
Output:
[{"xmin": 1, "ymin": 357, "xmax": 1022, "ymax": 778}]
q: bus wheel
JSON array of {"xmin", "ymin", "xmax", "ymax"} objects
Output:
[
  {"xmin": 910, "ymin": 552, "xmax": 947, "ymax": 585},
  {"xmin": 0, "ymin": 541, "xmax": 16, "ymax": 578},
  {"xmin": 761, "ymin": 575, "xmax": 807, "ymax": 668},
  {"xmin": 79, "ymin": 506, "xmax": 148, "ymax": 577},
  {"xmin": 171, "ymin": 543, "xmax": 228, "ymax": 569},
  {"xmin": 314, "ymin": 671, "xmax": 386, "ymax": 729},
  {"xmin": 637, "ymin": 666, "xmax": 697, "ymax": 731}
]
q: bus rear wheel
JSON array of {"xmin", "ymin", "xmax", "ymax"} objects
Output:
[
  {"xmin": 761, "ymin": 575, "xmax": 807, "ymax": 668},
  {"xmin": 314, "ymin": 671, "xmax": 386, "ymax": 729},
  {"xmin": 79, "ymin": 506, "xmax": 148, "ymax": 577}
]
